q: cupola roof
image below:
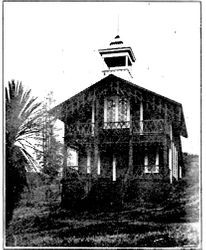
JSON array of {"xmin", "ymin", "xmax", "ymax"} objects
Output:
[{"xmin": 109, "ymin": 35, "xmax": 124, "ymax": 46}]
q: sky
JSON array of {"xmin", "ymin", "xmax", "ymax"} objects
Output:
[{"xmin": 4, "ymin": 2, "xmax": 201, "ymax": 154}]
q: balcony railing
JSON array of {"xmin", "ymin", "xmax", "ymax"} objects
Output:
[
  {"xmin": 133, "ymin": 119, "xmax": 169, "ymax": 134},
  {"xmin": 104, "ymin": 121, "xmax": 130, "ymax": 129},
  {"xmin": 65, "ymin": 119, "xmax": 170, "ymax": 138}
]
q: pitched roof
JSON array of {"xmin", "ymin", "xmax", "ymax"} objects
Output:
[{"xmin": 51, "ymin": 74, "xmax": 188, "ymax": 138}]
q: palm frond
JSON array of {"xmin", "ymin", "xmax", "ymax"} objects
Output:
[{"xmin": 6, "ymin": 80, "xmax": 43, "ymax": 172}]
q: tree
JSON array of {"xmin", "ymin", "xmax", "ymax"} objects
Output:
[
  {"xmin": 36, "ymin": 91, "xmax": 64, "ymax": 183},
  {"xmin": 5, "ymin": 80, "xmax": 42, "ymax": 226}
]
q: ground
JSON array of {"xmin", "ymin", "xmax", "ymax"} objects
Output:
[{"xmin": 6, "ymin": 154, "xmax": 200, "ymax": 247}]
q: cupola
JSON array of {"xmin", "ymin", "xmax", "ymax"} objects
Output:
[{"xmin": 98, "ymin": 35, "xmax": 136, "ymax": 80}]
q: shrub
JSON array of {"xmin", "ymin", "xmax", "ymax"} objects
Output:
[
  {"xmin": 61, "ymin": 170, "xmax": 85, "ymax": 209},
  {"xmin": 82, "ymin": 177, "xmax": 123, "ymax": 211},
  {"xmin": 124, "ymin": 178, "xmax": 172, "ymax": 205}
]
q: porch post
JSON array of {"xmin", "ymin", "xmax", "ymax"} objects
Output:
[
  {"xmin": 92, "ymin": 100, "xmax": 95, "ymax": 135},
  {"xmin": 155, "ymin": 149, "xmax": 159, "ymax": 173},
  {"xmin": 172, "ymin": 143, "xmax": 178, "ymax": 180},
  {"xmin": 144, "ymin": 152, "xmax": 148, "ymax": 173},
  {"xmin": 140, "ymin": 101, "xmax": 143, "ymax": 134},
  {"xmin": 97, "ymin": 153, "xmax": 101, "ymax": 175},
  {"xmin": 128, "ymin": 138, "xmax": 133, "ymax": 175},
  {"xmin": 169, "ymin": 146, "xmax": 173, "ymax": 184},
  {"xmin": 163, "ymin": 139, "xmax": 169, "ymax": 181},
  {"xmin": 112, "ymin": 154, "xmax": 116, "ymax": 181},
  {"xmin": 63, "ymin": 124, "xmax": 68, "ymax": 178},
  {"xmin": 86, "ymin": 148, "xmax": 91, "ymax": 174},
  {"xmin": 179, "ymin": 163, "xmax": 182, "ymax": 179},
  {"xmin": 128, "ymin": 110, "xmax": 133, "ymax": 176},
  {"xmin": 93, "ymin": 95, "xmax": 99, "ymax": 177},
  {"xmin": 176, "ymin": 150, "xmax": 179, "ymax": 180}
]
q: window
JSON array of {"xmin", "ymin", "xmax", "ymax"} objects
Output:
[
  {"xmin": 144, "ymin": 150, "xmax": 159, "ymax": 174},
  {"xmin": 118, "ymin": 97, "xmax": 129, "ymax": 122},
  {"xmin": 104, "ymin": 96, "xmax": 130, "ymax": 128},
  {"xmin": 107, "ymin": 97, "xmax": 116, "ymax": 122},
  {"xmin": 67, "ymin": 148, "xmax": 78, "ymax": 170}
]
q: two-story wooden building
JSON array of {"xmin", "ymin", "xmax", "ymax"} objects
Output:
[{"xmin": 51, "ymin": 35, "xmax": 188, "ymax": 186}]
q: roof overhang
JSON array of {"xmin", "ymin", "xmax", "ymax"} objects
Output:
[{"xmin": 99, "ymin": 47, "xmax": 136, "ymax": 62}]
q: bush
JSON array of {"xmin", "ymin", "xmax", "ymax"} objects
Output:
[
  {"xmin": 124, "ymin": 178, "xmax": 172, "ymax": 206},
  {"xmin": 61, "ymin": 170, "xmax": 85, "ymax": 209},
  {"xmin": 85, "ymin": 178, "xmax": 123, "ymax": 210}
]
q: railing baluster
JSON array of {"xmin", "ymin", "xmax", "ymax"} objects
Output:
[{"xmin": 65, "ymin": 119, "xmax": 170, "ymax": 138}]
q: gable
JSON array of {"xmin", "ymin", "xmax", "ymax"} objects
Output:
[{"xmin": 50, "ymin": 74, "xmax": 188, "ymax": 138}]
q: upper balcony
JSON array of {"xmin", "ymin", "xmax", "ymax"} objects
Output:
[{"xmin": 65, "ymin": 119, "xmax": 171, "ymax": 144}]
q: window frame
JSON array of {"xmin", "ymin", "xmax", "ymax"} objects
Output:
[{"xmin": 104, "ymin": 96, "xmax": 130, "ymax": 128}]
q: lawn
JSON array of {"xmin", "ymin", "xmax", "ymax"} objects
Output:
[
  {"xmin": 6, "ymin": 154, "xmax": 200, "ymax": 248},
  {"xmin": 7, "ymin": 204, "xmax": 199, "ymax": 247}
]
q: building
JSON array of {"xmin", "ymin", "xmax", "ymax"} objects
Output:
[{"xmin": 51, "ymin": 35, "xmax": 188, "ymax": 187}]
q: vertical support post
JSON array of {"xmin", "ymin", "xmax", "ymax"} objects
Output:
[
  {"xmin": 97, "ymin": 154, "xmax": 101, "ymax": 175},
  {"xmin": 163, "ymin": 139, "xmax": 169, "ymax": 181},
  {"xmin": 122, "ymin": 101, "xmax": 133, "ymax": 201},
  {"xmin": 140, "ymin": 101, "xmax": 143, "ymax": 134},
  {"xmin": 128, "ymin": 139, "xmax": 133, "ymax": 176},
  {"xmin": 94, "ymin": 144, "xmax": 99, "ymax": 177},
  {"xmin": 126, "ymin": 55, "xmax": 128, "ymax": 67},
  {"xmin": 128, "ymin": 110, "xmax": 133, "ymax": 177},
  {"xmin": 155, "ymin": 149, "xmax": 159, "ymax": 173},
  {"xmin": 169, "ymin": 147, "xmax": 172, "ymax": 184},
  {"xmin": 63, "ymin": 124, "xmax": 68, "ymax": 178},
  {"xmin": 115, "ymin": 96, "xmax": 118, "ymax": 123},
  {"xmin": 179, "ymin": 164, "xmax": 182, "ymax": 179},
  {"xmin": 164, "ymin": 103, "xmax": 169, "ymax": 135},
  {"xmin": 112, "ymin": 154, "xmax": 116, "ymax": 181},
  {"xmin": 104, "ymin": 98, "xmax": 107, "ymax": 125},
  {"xmin": 170, "ymin": 124, "xmax": 173, "ymax": 141},
  {"xmin": 176, "ymin": 150, "xmax": 179, "ymax": 180},
  {"xmin": 172, "ymin": 142, "xmax": 175, "ymax": 181},
  {"xmin": 86, "ymin": 149, "xmax": 91, "ymax": 174},
  {"xmin": 172, "ymin": 144, "xmax": 177, "ymax": 180},
  {"xmin": 61, "ymin": 125, "xmax": 68, "ymax": 205},
  {"xmin": 92, "ymin": 100, "xmax": 95, "ymax": 135},
  {"xmin": 93, "ymin": 94, "xmax": 99, "ymax": 177},
  {"xmin": 155, "ymin": 150, "xmax": 159, "ymax": 165},
  {"xmin": 144, "ymin": 152, "xmax": 148, "ymax": 173}
]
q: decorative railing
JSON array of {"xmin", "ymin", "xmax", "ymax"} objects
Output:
[
  {"xmin": 65, "ymin": 119, "xmax": 170, "ymax": 138},
  {"xmin": 66, "ymin": 122, "xmax": 93, "ymax": 137},
  {"xmin": 133, "ymin": 119, "xmax": 169, "ymax": 135},
  {"xmin": 104, "ymin": 121, "xmax": 130, "ymax": 129}
]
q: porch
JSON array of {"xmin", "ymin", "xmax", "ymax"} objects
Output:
[
  {"xmin": 65, "ymin": 119, "xmax": 171, "ymax": 144},
  {"xmin": 67, "ymin": 142, "xmax": 170, "ymax": 183}
]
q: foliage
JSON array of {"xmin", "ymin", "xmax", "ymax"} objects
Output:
[
  {"xmin": 61, "ymin": 170, "xmax": 85, "ymax": 209},
  {"xmin": 85, "ymin": 177, "xmax": 123, "ymax": 210},
  {"xmin": 183, "ymin": 153, "xmax": 199, "ymax": 182},
  {"xmin": 5, "ymin": 80, "xmax": 42, "ymax": 226},
  {"xmin": 40, "ymin": 136, "xmax": 63, "ymax": 182},
  {"xmin": 36, "ymin": 91, "xmax": 63, "ymax": 183}
]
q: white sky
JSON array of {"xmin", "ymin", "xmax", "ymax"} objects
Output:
[{"xmin": 4, "ymin": 2, "xmax": 200, "ymax": 154}]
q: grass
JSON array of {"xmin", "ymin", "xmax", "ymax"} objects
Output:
[
  {"xmin": 7, "ymin": 205, "xmax": 199, "ymax": 247},
  {"xmin": 6, "ymin": 154, "xmax": 200, "ymax": 247},
  {"xmin": 6, "ymin": 199, "xmax": 200, "ymax": 247}
]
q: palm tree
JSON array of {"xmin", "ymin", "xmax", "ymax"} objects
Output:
[{"xmin": 5, "ymin": 80, "xmax": 42, "ymax": 227}]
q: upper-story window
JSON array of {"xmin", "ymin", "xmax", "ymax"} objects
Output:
[{"xmin": 104, "ymin": 96, "xmax": 130, "ymax": 128}]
